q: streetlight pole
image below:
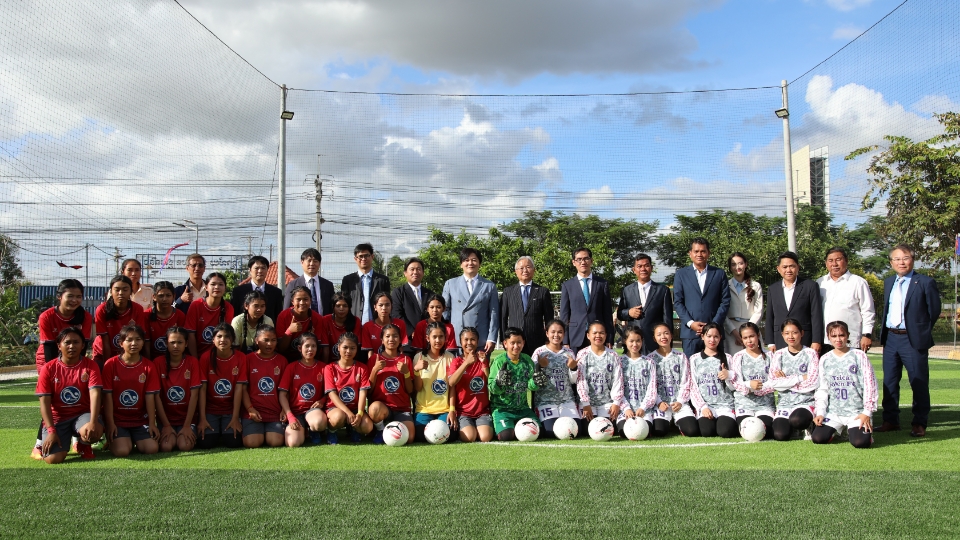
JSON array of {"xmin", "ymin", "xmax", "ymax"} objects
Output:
[
  {"xmin": 777, "ymin": 80, "xmax": 797, "ymax": 253},
  {"xmin": 174, "ymin": 221, "xmax": 199, "ymax": 253}
]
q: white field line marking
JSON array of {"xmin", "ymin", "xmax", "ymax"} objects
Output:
[{"xmin": 490, "ymin": 440, "xmax": 756, "ymax": 449}]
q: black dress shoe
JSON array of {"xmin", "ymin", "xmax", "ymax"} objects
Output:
[
  {"xmin": 910, "ymin": 425, "xmax": 926, "ymax": 437},
  {"xmin": 874, "ymin": 422, "xmax": 901, "ymax": 432}
]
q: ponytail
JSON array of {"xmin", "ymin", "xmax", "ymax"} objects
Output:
[
  {"xmin": 150, "ymin": 281, "xmax": 175, "ymax": 322},
  {"xmin": 104, "ymin": 275, "xmax": 133, "ymax": 321}
]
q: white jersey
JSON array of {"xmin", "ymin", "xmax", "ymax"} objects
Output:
[
  {"xmin": 769, "ymin": 347, "xmax": 819, "ymax": 410},
  {"xmin": 729, "ymin": 349, "xmax": 775, "ymax": 412},
  {"xmin": 575, "ymin": 347, "xmax": 624, "ymax": 408},
  {"xmin": 688, "ymin": 352, "xmax": 735, "ymax": 413},
  {"xmin": 647, "ymin": 349, "xmax": 691, "ymax": 406},
  {"xmin": 617, "ymin": 354, "xmax": 658, "ymax": 414},
  {"xmin": 814, "ymin": 349, "xmax": 878, "ymax": 419},
  {"xmin": 531, "ymin": 345, "xmax": 578, "ymax": 408}
]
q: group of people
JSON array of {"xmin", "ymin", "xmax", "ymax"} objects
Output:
[{"xmin": 32, "ymin": 239, "xmax": 940, "ymax": 463}]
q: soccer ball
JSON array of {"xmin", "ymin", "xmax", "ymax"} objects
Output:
[
  {"xmin": 515, "ymin": 418, "xmax": 540, "ymax": 442},
  {"xmin": 424, "ymin": 419, "xmax": 450, "ymax": 444},
  {"xmin": 552, "ymin": 417, "xmax": 579, "ymax": 440},
  {"xmin": 588, "ymin": 417, "xmax": 615, "ymax": 441},
  {"xmin": 622, "ymin": 417, "xmax": 650, "ymax": 441},
  {"xmin": 739, "ymin": 417, "xmax": 766, "ymax": 443},
  {"xmin": 383, "ymin": 421, "xmax": 409, "ymax": 447}
]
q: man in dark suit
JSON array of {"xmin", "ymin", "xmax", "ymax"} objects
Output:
[
  {"xmin": 283, "ymin": 248, "xmax": 334, "ymax": 315},
  {"xmin": 340, "ymin": 243, "xmax": 391, "ymax": 325},
  {"xmin": 618, "ymin": 253, "xmax": 673, "ymax": 355},
  {"xmin": 875, "ymin": 244, "xmax": 941, "ymax": 437},
  {"xmin": 764, "ymin": 251, "xmax": 824, "ymax": 352},
  {"xmin": 391, "ymin": 257, "xmax": 433, "ymax": 350},
  {"xmin": 231, "ymin": 256, "xmax": 283, "ymax": 322},
  {"xmin": 173, "ymin": 253, "xmax": 207, "ymax": 314},
  {"xmin": 559, "ymin": 247, "xmax": 614, "ymax": 352},
  {"xmin": 500, "ymin": 256, "xmax": 555, "ymax": 356},
  {"xmin": 673, "ymin": 238, "xmax": 730, "ymax": 358}
]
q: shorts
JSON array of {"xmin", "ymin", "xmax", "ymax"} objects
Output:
[
  {"xmin": 736, "ymin": 408, "xmax": 775, "ymax": 418},
  {"xmin": 204, "ymin": 413, "xmax": 238, "ymax": 436},
  {"xmin": 536, "ymin": 402, "xmax": 581, "ymax": 421},
  {"xmin": 458, "ymin": 414, "xmax": 493, "ymax": 428},
  {"xmin": 648, "ymin": 403, "xmax": 695, "ymax": 422},
  {"xmin": 41, "ymin": 414, "xmax": 102, "ymax": 454},
  {"xmin": 775, "ymin": 405, "xmax": 815, "ymax": 419},
  {"xmin": 241, "ymin": 418, "xmax": 285, "ymax": 435},
  {"xmin": 414, "ymin": 412, "xmax": 448, "ymax": 426},
  {"xmin": 115, "ymin": 424, "xmax": 153, "ymax": 442},
  {"xmin": 695, "ymin": 406, "xmax": 736, "ymax": 420},
  {"xmin": 174, "ymin": 424, "xmax": 197, "ymax": 436},
  {"xmin": 821, "ymin": 413, "xmax": 867, "ymax": 432},
  {"xmin": 385, "ymin": 410, "xmax": 414, "ymax": 424},
  {"xmin": 492, "ymin": 409, "xmax": 538, "ymax": 434},
  {"xmin": 583, "ymin": 403, "xmax": 616, "ymax": 418}
]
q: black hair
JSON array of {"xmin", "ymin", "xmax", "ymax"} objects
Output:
[
  {"xmin": 737, "ymin": 322, "xmax": 762, "ymax": 346},
  {"xmin": 330, "ymin": 292, "xmax": 357, "ymax": 332},
  {"xmin": 300, "ymin": 248, "xmax": 322, "ymax": 262},
  {"xmin": 458, "ymin": 326, "xmax": 480, "ymax": 342},
  {"xmin": 701, "ymin": 322, "xmax": 726, "ymax": 368},
  {"xmin": 55, "ymin": 279, "xmax": 86, "ymax": 326},
  {"xmin": 150, "ymin": 281, "xmax": 176, "ymax": 321},
  {"xmin": 634, "ymin": 253, "xmax": 652, "ymax": 266},
  {"xmin": 777, "ymin": 251, "xmax": 799, "ymax": 266},
  {"xmin": 104, "ymin": 275, "xmax": 133, "ymax": 320},
  {"xmin": 120, "ymin": 258, "xmax": 142, "ymax": 274},
  {"xmin": 780, "ymin": 318, "xmax": 804, "ymax": 334},
  {"xmin": 545, "ymin": 318, "xmax": 567, "ymax": 334},
  {"xmin": 336, "ymin": 331, "xmax": 360, "ymax": 351},
  {"xmin": 403, "ymin": 257, "xmax": 425, "ymax": 272},
  {"xmin": 207, "ymin": 323, "xmax": 236, "ymax": 374},
  {"xmin": 247, "ymin": 255, "xmax": 269, "ymax": 269},
  {"xmin": 652, "ymin": 322, "xmax": 673, "ymax": 336},
  {"xmin": 253, "ymin": 324, "xmax": 277, "ymax": 354},
  {"xmin": 56, "ymin": 326, "xmax": 86, "ymax": 345},
  {"xmin": 203, "ymin": 272, "xmax": 229, "ymax": 324},
  {"xmin": 354, "ymin": 243, "xmax": 374, "ymax": 256},
  {"xmin": 727, "ymin": 252, "xmax": 756, "ymax": 304},
  {"xmin": 163, "ymin": 326, "xmax": 190, "ymax": 372},
  {"xmin": 623, "ymin": 325, "xmax": 644, "ymax": 341},
  {"xmin": 293, "ymin": 331, "xmax": 319, "ymax": 357},
  {"xmin": 572, "ymin": 246, "xmax": 592, "ymax": 259},
  {"xmin": 826, "ymin": 320, "xmax": 850, "ymax": 337},
  {"xmin": 289, "ymin": 286, "xmax": 316, "ymax": 334},
  {"xmin": 239, "ymin": 290, "xmax": 267, "ymax": 351},
  {"xmin": 424, "ymin": 321, "xmax": 447, "ymax": 353},
  {"xmin": 423, "ymin": 294, "xmax": 446, "ymax": 319},
  {"xmin": 372, "ymin": 291, "xmax": 391, "ymax": 318},
  {"xmin": 690, "ymin": 237, "xmax": 711, "ymax": 251},
  {"xmin": 459, "ymin": 247, "xmax": 482, "ymax": 264},
  {"xmin": 502, "ymin": 326, "xmax": 526, "ymax": 343},
  {"xmin": 117, "ymin": 321, "xmax": 146, "ymax": 342}
]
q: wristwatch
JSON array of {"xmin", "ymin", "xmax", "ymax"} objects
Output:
[{"xmin": 863, "ymin": 333, "xmax": 873, "ymax": 340}]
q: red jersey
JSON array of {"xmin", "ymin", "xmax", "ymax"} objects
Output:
[
  {"xmin": 184, "ymin": 299, "xmax": 234, "ymax": 357},
  {"xmin": 36, "ymin": 307, "xmax": 94, "ymax": 370},
  {"xmin": 200, "ymin": 350, "xmax": 247, "ymax": 416},
  {"xmin": 276, "ymin": 308, "xmax": 324, "ymax": 355},
  {"xmin": 93, "ymin": 302, "xmax": 146, "ymax": 358},
  {"xmin": 448, "ymin": 356, "xmax": 491, "ymax": 417},
  {"xmin": 320, "ymin": 315, "xmax": 359, "ymax": 350},
  {"xmin": 278, "ymin": 360, "xmax": 327, "ymax": 415},
  {"xmin": 360, "ymin": 319, "xmax": 409, "ymax": 352},
  {"xmin": 411, "ymin": 320, "xmax": 457, "ymax": 351},
  {"xmin": 323, "ymin": 362, "xmax": 370, "ymax": 411},
  {"xmin": 154, "ymin": 356, "xmax": 203, "ymax": 426},
  {"xmin": 366, "ymin": 352, "xmax": 413, "ymax": 412},
  {"xmin": 102, "ymin": 356, "xmax": 161, "ymax": 428},
  {"xmin": 244, "ymin": 352, "xmax": 287, "ymax": 422},
  {"xmin": 144, "ymin": 308, "xmax": 185, "ymax": 356},
  {"xmin": 35, "ymin": 357, "xmax": 102, "ymax": 424}
]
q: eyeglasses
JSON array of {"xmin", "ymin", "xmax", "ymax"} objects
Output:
[
  {"xmin": 355, "ymin": 254, "xmax": 372, "ymax": 260},
  {"xmin": 890, "ymin": 257, "xmax": 912, "ymax": 263},
  {"xmin": 573, "ymin": 257, "xmax": 592, "ymax": 263}
]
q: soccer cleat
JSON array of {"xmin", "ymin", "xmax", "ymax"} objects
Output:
[
  {"xmin": 30, "ymin": 446, "xmax": 43, "ymax": 461},
  {"xmin": 326, "ymin": 431, "xmax": 339, "ymax": 445},
  {"xmin": 70, "ymin": 437, "xmax": 79, "ymax": 453},
  {"xmin": 310, "ymin": 431, "xmax": 322, "ymax": 445},
  {"xmin": 75, "ymin": 442, "xmax": 95, "ymax": 460},
  {"xmin": 803, "ymin": 428, "xmax": 813, "ymax": 441},
  {"xmin": 349, "ymin": 428, "xmax": 362, "ymax": 444},
  {"xmin": 372, "ymin": 431, "xmax": 384, "ymax": 444}
]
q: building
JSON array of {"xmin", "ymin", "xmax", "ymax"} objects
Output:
[{"xmin": 791, "ymin": 145, "xmax": 830, "ymax": 214}]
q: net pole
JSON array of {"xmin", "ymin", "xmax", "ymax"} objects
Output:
[
  {"xmin": 278, "ymin": 84, "xmax": 287, "ymax": 295},
  {"xmin": 781, "ymin": 80, "xmax": 797, "ymax": 252}
]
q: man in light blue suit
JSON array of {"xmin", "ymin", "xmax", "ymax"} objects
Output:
[
  {"xmin": 442, "ymin": 248, "xmax": 500, "ymax": 354},
  {"xmin": 673, "ymin": 238, "xmax": 731, "ymax": 358}
]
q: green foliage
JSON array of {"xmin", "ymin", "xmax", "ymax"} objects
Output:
[
  {"xmin": 385, "ymin": 255, "xmax": 407, "ymax": 290},
  {"xmin": 0, "ymin": 234, "xmax": 25, "ymax": 289},
  {"xmin": 849, "ymin": 111, "xmax": 960, "ymax": 269},
  {"xmin": 0, "ymin": 286, "xmax": 40, "ymax": 366},
  {"xmin": 221, "ymin": 270, "xmax": 244, "ymax": 302}
]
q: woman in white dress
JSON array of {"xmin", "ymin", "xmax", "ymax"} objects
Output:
[{"xmin": 724, "ymin": 252, "xmax": 764, "ymax": 355}]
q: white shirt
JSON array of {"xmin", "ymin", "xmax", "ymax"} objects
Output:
[
  {"xmin": 131, "ymin": 283, "xmax": 154, "ymax": 310},
  {"xmin": 408, "ymin": 283, "xmax": 422, "ymax": 303},
  {"xmin": 817, "ymin": 271, "xmax": 876, "ymax": 348},
  {"xmin": 782, "ymin": 280, "xmax": 797, "ymax": 311},
  {"xmin": 637, "ymin": 280, "xmax": 651, "ymax": 306},
  {"xmin": 250, "ymin": 280, "xmax": 266, "ymax": 294},
  {"xmin": 693, "ymin": 265, "xmax": 708, "ymax": 293}
]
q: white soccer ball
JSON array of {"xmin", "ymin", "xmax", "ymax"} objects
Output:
[
  {"xmin": 739, "ymin": 417, "xmax": 766, "ymax": 443},
  {"xmin": 424, "ymin": 419, "xmax": 450, "ymax": 444},
  {"xmin": 588, "ymin": 417, "xmax": 615, "ymax": 442},
  {"xmin": 622, "ymin": 417, "xmax": 650, "ymax": 441},
  {"xmin": 552, "ymin": 417, "xmax": 579, "ymax": 440},
  {"xmin": 383, "ymin": 421, "xmax": 409, "ymax": 447},
  {"xmin": 514, "ymin": 418, "xmax": 540, "ymax": 442}
]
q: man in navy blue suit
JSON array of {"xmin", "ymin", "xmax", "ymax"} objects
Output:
[
  {"xmin": 559, "ymin": 247, "xmax": 614, "ymax": 352},
  {"xmin": 673, "ymin": 238, "xmax": 730, "ymax": 358},
  {"xmin": 875, "ymin": 244, "xmax": 941, "ymax": 437}
]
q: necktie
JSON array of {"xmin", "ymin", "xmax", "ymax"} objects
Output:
[
  {"xmin": 415, "ymin": 286, "xmax": 421, "ymax": 303},
  {"xmin": 639, "ymin": 282, "xmax": 647, "ymax": 307},
  {"xmin": 889, "ymin": 277, "xmax": 906, "ymax": 328},
  {"xmin": 309, "ymin": 277, "xmax": 320, "ymax": 313},
  {"xmin": 467, "ymin": 278, "xmax": 474, "ymax": 296},
  {"xmin": 522, "ymin": 285, "xmax": 530, "ymax": 312},
  {"xmin": 361, "ymin": 274, "xmax": 372, "ymax": 325},
  {"xmin": 581, "ymin": 278, "xmax": 590, "ymax": 305}
]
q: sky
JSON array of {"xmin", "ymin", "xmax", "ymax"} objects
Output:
[{"xmin": 1, "ymin": 0, "xmax": 957, "ymax": 284}]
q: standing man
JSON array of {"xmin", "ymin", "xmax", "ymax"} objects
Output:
[
  {"xmin": 340, "ymin": 243, "xmax": 391, "ymax": 325},
  {"xmin": 876, "ymin": 245, "xmax": 941, "ymax": 437},
  {"xmin": 283, "ymin": 248, "xmax": 334, "ymax": 315},
  {"xmin": 559, "ymin": 247, "xmax": 613, "ymax": 352},
  {"xmin": 231, "ymin": 256, "xmax": 284, "ymax": 322},
  {"xmin": 673, "ymin": 238, "xmax": 730, "ymax": 358},
  {"xmin": 500, "ymin": 256, "xmax": 554, "ymax": 356},
  {"xmin": 617, "ymin": 253, "xmax": 673, "ymax": 355},
  {"xmin": 817, "ymin": 247, "xmax": 876, "ymax": 354},
  {"xmin": 765, "ymin": 251, "xmax": 823, "ymax": 352},
  {"xmin": 391, "ymin": 257, "xmax": 434, "ymax": 348},
  {"xmin": 173, "ymin": 253, "xmax": 206, "ymax": 314},
  {"xmin": 442, "ymin": 248, "xmax": 500, "ymax": 354}
]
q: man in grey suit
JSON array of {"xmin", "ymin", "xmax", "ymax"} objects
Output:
[
  {"xmin": 618, "ymin": 253, "xmax": 673, "ymax": 355},
  {"xmin": 442, "ymin": 248, "xmax": 500, "ymax": 354},
  {"xmin": 500, "ymin": 256, "xmax": 555, "ymax": 356}
]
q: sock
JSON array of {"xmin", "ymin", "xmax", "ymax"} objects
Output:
[{"xmin": 374, "ymin": 421, "xmax": 385, "ymax": 430}]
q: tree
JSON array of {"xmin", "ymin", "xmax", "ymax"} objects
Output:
[
  {"xmin": 848, "ymin": 111, "xmax": 960, "ymax": 269},
  {"xmin": 384, "ymin": 255, "xmax": 407, "ymax": 290},
  {"xmin": 848, "ymin": 215, "xmax": 895, "ymax": 275},
  {"xmin": 0, "ymin": 234, "xmax": 25, "ymax": 291}
]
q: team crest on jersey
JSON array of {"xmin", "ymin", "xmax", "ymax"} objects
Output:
[
  {"xmin": 431, "ymin": 379, "xmax": 448, "ymax": 396},
  {"xmin": 258, "ymin": 377, "xmax": 275, "ymax": 393},
  {"xmin": 339, "ymin": 386, "xmax": 356, "ymax": 403},
  {"xmin": 469, "ymin": 376, "xmax": 484, "ymax": 393},
  {"xmin": 764, "ymin": 365, "xmax": 770, "ymax": 373},
  {"xmin": 317, "ymin": 373, "xmax": 323, "ymax": 382},
  {"xmin": 641, "ymin": 369, "xmax": 650, "ymax": 378},
  {"xmin": 274, "ymin": 366, "xmax": 281, "ymax": 376},
  {"xmin": 299, "ymin": 383, "xmax": 316, "ymax": 400},
  {"xmin": 119, "ymin": 389, "xmax": 139, "ymax": 407},
  {"xmin": 232, "ymin": 366, "xmax": 239, "ymax": 376},
  {"xmin": 849, "ymin": 364, "xmax": 858, "ymax": 374},
  {"xmin": 213, "ymin": 379, "xmax": 232, "ymax": 396},
  {"xmin": 355, "ymin": 372, "xmax": 361, "ymax": 383},
  {"xmin": 138, "ymin": 373, "xmax": 147, "ymax": 383},
  {"xmin": 383, "ymin": 376, "xmax": 401, "ymax": 393},
  {"xmin": 673, "ymin": 364, "xmax": 681, "ymax": 374},
  {"xmin": 185, "ymin": 370, "xmax": 191, "ymax": 380},
  {"xmin": 154, "ymin": 337, "xmax": 167, "ymax": 352},
  {"xmin": 112, "ymin": 334, "xmax": 122, "ymax": 348},
  {"xmin": 60, "ymin": 386, "xmax": 81, "ymax": 405},
  {"xmin": 167, "ymin": 386, "xmax": 185, "ymax": 403},
  {"xmin": 606, "ymin": 363, "xmax": 614, "ymax": 372},
  {"xmin": 799, "ymin": 363, "xmax": 808, "ymax": 373},
  {"xmin": 202, "ymin": 326, "xmax": 216, "ymax": 343},
  {"xmin": 80, "ymin": 370, "xmax": 89, "ymax": 383}
]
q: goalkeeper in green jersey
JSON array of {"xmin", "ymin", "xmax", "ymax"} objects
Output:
[{"xmin": 488, "ymin": 327, "xmax": 548, "ymax": 441}]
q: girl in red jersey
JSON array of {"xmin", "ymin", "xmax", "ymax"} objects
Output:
[
  {"xmin": 323, "ymin": 332, "xmax": 373, "ymax": 444},
  {"xmin": 144, "ymin": 281, "xmax": 185, "ymax": 359},
  {"xmin": 93, "ymin": 275, "xmax": 146, "ymax": 367},
  {"xmin": 448, "ymin": 326, "xmax": 493, "ymax": 443},
  {"xmin": 35, "ymin": 327, "xmax": 104, "ymax": 464},
  {"xmin": 232, "ymin": 290, "xmax": 273, "ymax": 354},
  {"xmin": 278, "ymin": 286, "xmax": 324, "ymax": 361},
  {"xmin": 154, "ymin": 327, "xmax": 202, "ymax": 452},
  {"xmin": 279, "ymin": 333, "xmax": 329, "ymax": 447},
  {"xmin": 360, "ymin": 293, "xmax": 408, "ymax": 362},
  {"xmin": 366, "ymin": 324, "xmax": 414, "ymax": 444},
  {"xmin": 185, "ymin": 272, "xmax": 234, "ymax": 359},
  {"xmin": 102, "ymin": 323, "xmax": 161, "ymax": 457},
  {"xmin": 411, "ymin": 295, "xmax": 457, "ymax": 353},
  {"xmin": 242, "ymin": 325, "xmax": 287, "ymax": 448},
  {"xmin": 196, "ymin": 323, "xmax": 247, "ymax": 449},
  {"xmin": 320, "ymin": 293, "xmax": 358, "ymax": 363}
]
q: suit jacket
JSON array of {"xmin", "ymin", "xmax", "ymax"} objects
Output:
[
  {"xmin": 559, "ymin": 275, "xmax": 614, "ymax": 347},
  {"xmin": 391, "ymin": 283, "xmax": 435, "ymax": 342},
  {"xmin": 340, "ymin": 272, "xmax": 392, "ymax": 320},
  {"xmin": 880, "ymin": 272, "xmax": 940, "ymax": 350},
  {"xmin": 283, "ymin": 274, "xmax": 334, "ymax": 315},
  {"xmin": 442, "ymin": 275, "xmax": 500, "ymax": 346},
  {"xmin": 617, "ymin": 280, "xmax": 673, "ymax": 355},
  {"xmin": 673, "ymin": 265, "xmax": 731, "ymax": 341},
  {"xmin": 765, "ymin": 277, "xmax": 824, "ymax": 349},
  {"xmin": 173, "ymin": 279, "xmax": 203, "ymax": 314},
  {"xmin": 231, "ymin": 282, "xmax": 284, "ymax": 323},
  {"xmin": 500, "ymin": 282, "xmax": 555, "ymax": 355}
]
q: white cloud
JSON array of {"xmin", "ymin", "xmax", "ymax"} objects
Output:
[
  {"xmin": 724, "ymin": 140, "xmax": 782, "ymax": 173},
  {"xmin": 825, "ymin": 0, "xmax": 875, "ymax": 12},
  {"xmin": 911, "ymin": 94, "xmax": 960, "ymax": 115},
  {"xmin": 831, "ymin": 25, "xmax": 864, "ymax": 40}
]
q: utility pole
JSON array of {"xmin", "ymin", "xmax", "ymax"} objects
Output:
[
  {"xmin": 778, "ymin": 79, "xmax": 797, "ymax": 253},
  {"xmin": 112, "ymin": 247, "xmax": 125, "ymax": 275},
  {"xmin": 309, "ymin": 155, "xmax": 330, "ymax": 253},
  {"xmin": 240, "ymin": 236, "xmax": 256, "ymax": 259},
  {"xmin": 84, "ymin": 243, "xmax": 89, "ymax": 289}
]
